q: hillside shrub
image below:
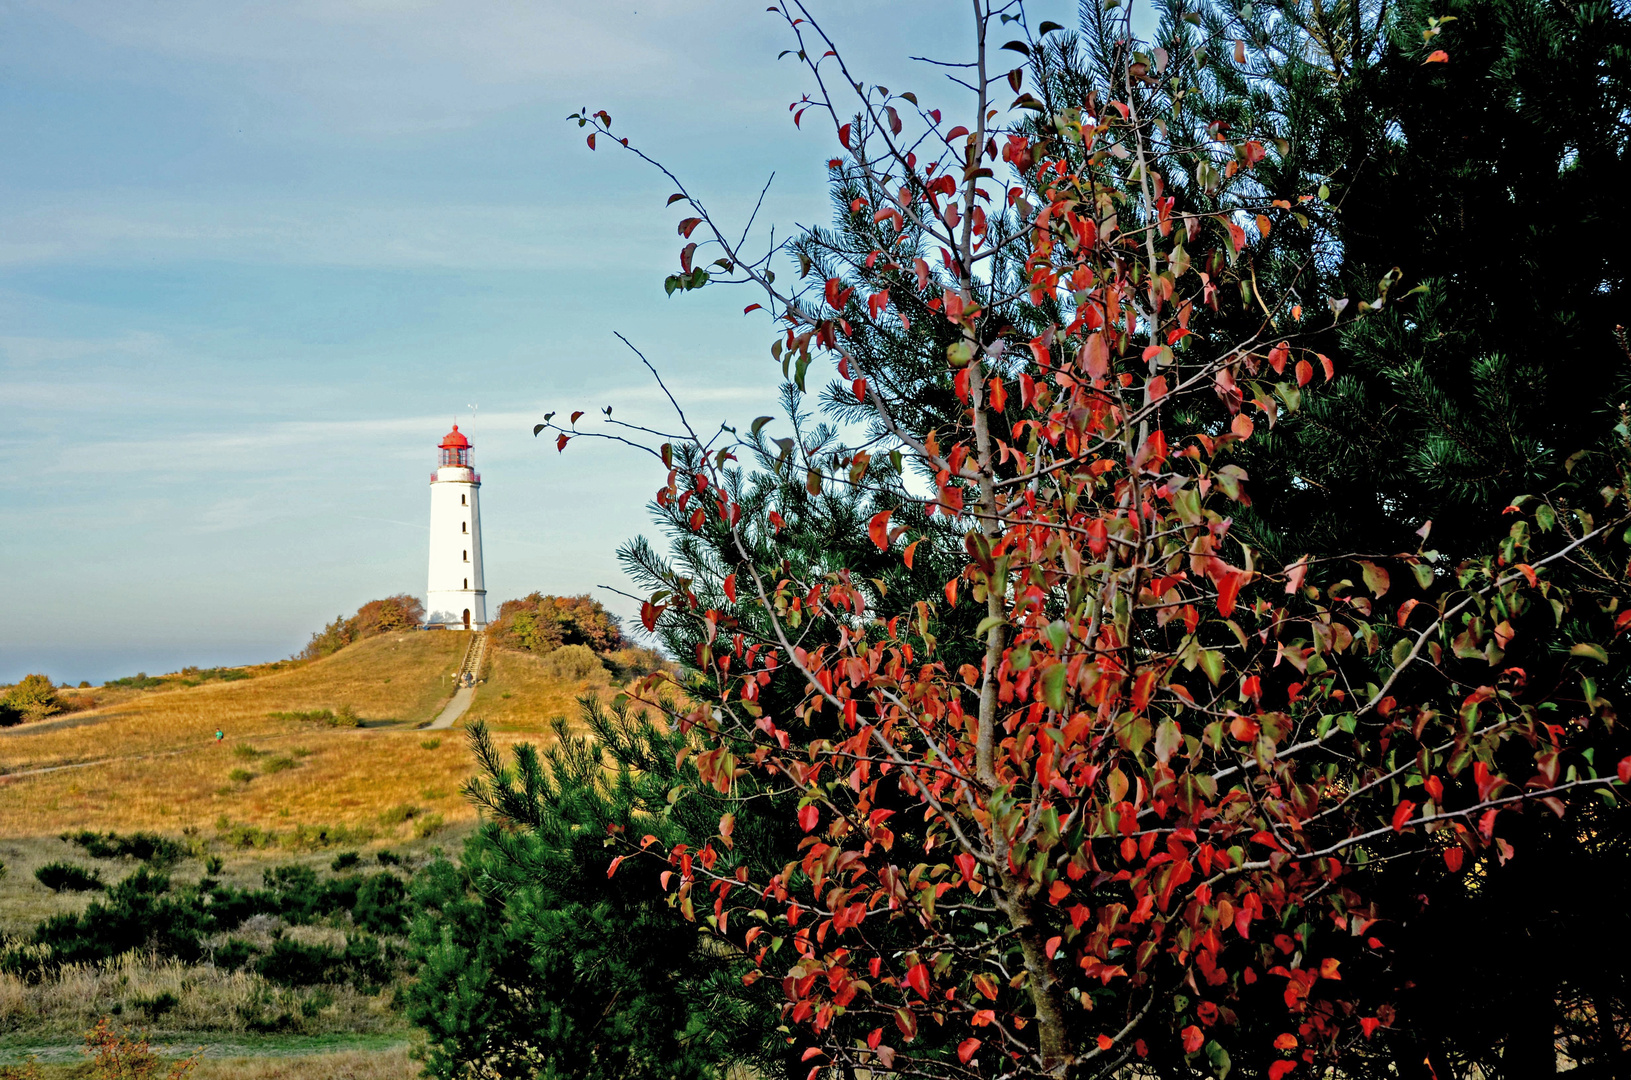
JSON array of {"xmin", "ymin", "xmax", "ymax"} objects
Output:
[
  {"xmin": 330, "ymin": 852, "xmax": 360, "ymax": 872},
  {"xmin": 103, "ymin": 672, "xmax": 165, "ymax": 690},
  {"xmin": 64, "ymin": 830, "xmax": 187, "ymax": 868},
  {"xmin": 353, "ymin": 872, "xmax": 408, "ymax": 935},
  {"xmin": 267, "ymin": 707, "xmax": 358, "ymax": 728},
  {"xmin": 541, "ymin": 643, "xmax": 605, "ymax": 682},
  {"xmin": 255, "ymin": 940, "xmax": 340, "ymax": 987},
  {"xmin": 487, "ymin": 593, "xmax": 624, "ymax": 657},
  {"xmin": 34, "ymin": 862, "xmax": 104, "ymax": 893},
  {"xmin": 301, "ymin": 595, "xmax": 425, "ymax": 660},
  {"xmin": 0, "ymin": 675, "xmax": 61, "ymax": 722}
]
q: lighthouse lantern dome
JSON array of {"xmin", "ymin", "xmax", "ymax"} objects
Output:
[{"xmin": 439, "ymin": 424, "xmax": 472, "ymax": 468}]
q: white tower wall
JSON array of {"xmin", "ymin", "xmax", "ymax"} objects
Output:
[{"xmin": 426, "ymin": 463, "xmax": 486, "ymax": 630}]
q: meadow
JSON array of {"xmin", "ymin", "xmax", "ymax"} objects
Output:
[{"xmin": 0, "ymin": 632, "xmax": 618, "ymax": 1077}]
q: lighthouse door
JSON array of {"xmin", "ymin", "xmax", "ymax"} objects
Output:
[{"xmin": 462, "ymin": 609, "xmax": 471, "ymax": 630}]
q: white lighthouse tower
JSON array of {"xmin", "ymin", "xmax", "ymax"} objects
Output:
[{"xmin": 425, "ymin": 424, "xmax": 487, "ymax": 630}]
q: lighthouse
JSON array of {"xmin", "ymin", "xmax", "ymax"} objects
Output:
[{"xmin": 425, "ymin": 424, "xmax": 487, "ymax": 630}]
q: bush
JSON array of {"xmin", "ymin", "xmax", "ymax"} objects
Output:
[
  {"xmin": 34, "ymin": 862, "xmax": 104, "ymax": 892},
  {"xmin": 227, "ymin": 768, "xmax": 254, "ymax": 784},
  {"xmin": 420, "ymin": 738, "xmax": 442, "ymax": 751},
  {"xmin": 377, "ymin": 804, "xmax": 422, "ymax": 828},
  {"xmin": 413, "ymin": 814, "xmax": 446, "ymax": 840},
  {"xmin": 233, "ymin": 744, "xmax": 261, "ymax": 760},
  {"xmin": 216, "ymin": 818, "xmax": 278, "ymax": 849},
  {"xmin": 0, "ymin": 674, "xmax": 61, "ymax": 722},
  {"xmin": 103, "ymin": 672, "xmax": 166, "ymax": 690},
  {"xmin": 284, "ymin": 823, "xmax": 374, "ymax": 851},
  {"xmin": 215, "ymin": 938, "xmax": 255, "ymax": 971},
  {"xmin": 255, "ymin": 939, "xmax": 340, "ymax": 987},
  {"xmin": 263, "ymin": 755, "xmax": 298, "ymax": 774},
  {"xmin": 353, "ymin": 872, "xmax": 408, "ymax": 935},
  {"xmin": 301, "ymin": 595, "xmax": 425, "ymax": 660},
  {"xmin": 330, "ymin": 851, "xmax": 360, "ymax": 872},
  {"xmin": 488, "ymin": 593, "xmax": 625, "ymax": 657},
  {"xmin": 543, "ymin": 643, "xmax": 606, "ymax": 682},
  {"xmin": 64, "ymin": 830, "xmax": 187, "ymax": 867},
  {"xmin": 268, "ymin": 706, "xmax": 358, "ymax": 728}
]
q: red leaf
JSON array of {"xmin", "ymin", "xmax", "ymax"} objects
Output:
[
  {"xmin": 1618, "ymin": 756, "xmax": 1631, "ymax": 784},
  {"xmin": 798, "ymin": 804, "xmax": 819, "ymax": 832},
  {"xmin": 957, "ymin": 1038, "xmax": 981, "ymax": 1064},
  {"xmin": 607, "ymin": 855, "xmax": 625, "ymax": 878},
  {"xmin": 679, "ymin": 242, "xmax": 696, "ymax": 274},
  {"xmin": 903, "ymin": 538, "xmax": 921, "ymax": 570},
  {"xmin": 555, "ymin": 434, "xmax": 570, "ymax": 452},
  {"xmin": 1216, "ymin": 569, "xmax": 1244, "ymax": 617},
  {"xmin": 743, "ymin": 303, "xmax": 762, "ymax": 314},
  {"xmin": 678, "ymin": 217, "xmax": 703, "ymax": 238},
  {"xmin": 1318, "ymin": 353, "xmax": 1335, "ymax": 379},
  {"xmin": 905, "ymin": 962, "xmax": 931, "ymax": 998},
  {"xmin": 1424, "ymin": 49, "xmax": 1449, "ymax": 63},
  {"xmin": 1045, "ymin": 935, "xmax": 1063, "ymax": 959},
  {"xmin": 1391, "ymin": 799, "xmax": 1417, "ymax": 833},
  {"xmin": 1274, "ymin": 1033, "xmax": 1298, "ymax": 1050},
  {"xmin": 869, "ymin": 510, "xmax": 893, "ymax": 551},
  {"xmin": 801, "ymin": 1047, "xmax": 825, "ymax": 1062},
  {"xmin": 1227, "ymin": 220, "xmax": 1247, "ymax": 252},
  {"xmin": 1231, "ymin": 413, "xmax": 1255, "ymax": 440},
  {"xmin": 838, "ymin": 123, "xmax": 852, "ymax": 149},
  {"xmin": 1444, "ymin": 847, "xmax": 1464, "ymax": 872},
  {"xmin": 1359, "ymin": 1017, "xmax": 1382, "ymax": 1038},
  {"xmin": 586, "ymin": 133, "xmax": 596, "ymax": 150},
  {"xmin": 1269, "ymin": 1063, "xmax": 1298, "ymax": 1080},
  {"xmin": 1268, "ymin": 342, "xmax": 1289, "ymax": 373},
  {"xmin": 1295, "ymin": 359, "xmax": 1313, "ymax": 386},
  {"xmin": 1181, "ymin": 1025, "xmax": 1203, "ymax": 1053},
  {"xmin": 1096, "ymin": 1035, "xmax": 1114, "ymax": 1050},
  {"xmin": 723, "ymin": 574, "xmax": 737, "ymax": 603},
  {"xmin": 946, "ymin": 125, "xmax": 969, "ymax": 140}
]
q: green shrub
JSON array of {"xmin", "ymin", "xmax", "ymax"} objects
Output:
[
  {"xmin": 64, "ymin": 830, "xmax": 187, "ymax": 867},
  {"xmin": 34, "ymin": 862, "xmax": 104, "ymax": 892},
  {"xmin": 330, "ymin": 851, "xmax": 361, "ymax": 872},
  {"xmin": 378, "ymin": 804, "xmax": 422, "ymax": 827},
  {"xmin": 233, "ymin": 744, "xmax": 262, "ymax": 760},
  {"xmin": 376, "ymin": 850, "xmax": 401, "ymax": 867},
  {"xmin": 353, "ymin": 872, "xmax": 408, "ymax": 934},
  {"xmin": 264, "ymin": 755, "xmax": 299, "ymax": 773},
  {"xmin": 215, "ymin": 938, "xmax": 255, "ymax": 971},
  {"xmin": 228, "ymin": 768, "xmax": 255, "ymax": 784},
  {"xmin": 256, "ymin": 939, "xmax": 341, "ymax": 986},
  {"xmin": 204, "ymin": 854, "xmax": 225, "ymax": 874},
  {"xmin": 413, "ymin": 814, "xmax": 446, "ymax": 840},
  {"xmin": 0, "ymin": 674, "xmax": 61, "ymax": 722},
  {"xmin": 216, "ymin": 817, "xmax": 278, "ymax": 849},
  {"xmin": 130, "ymin": 990, "xmax": 180, "ymax": 1018},
  {"xmin": 103, "ymin": 672, "xmax": 165, "ymax": 690},
  {"xmin": 284, "ymin": 822, "xmax": 375, "ymax": 851},
  {"xmin": 419, "ymin": 739, "xmax": 442, "ymax": 751}
]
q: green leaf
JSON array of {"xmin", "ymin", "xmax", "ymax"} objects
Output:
[
  {"xmin": 1205, "ymin": 1040, "xmax": 1232, "ymax": 1079},
  {"xmin": 975, "ymin": 615, "xmax": 1007, "ymax": 639},
  {"xmin": 751, "ymin": 416, "xmax": 774, "ymax": 436},
  {"xmin": 1198, "ymin": 650, "xmax": 1225, "ymax": 685},
  {"xmin": 1041, "ymin": 664, "xmax": 1068, "ymax": 712},
  {"xmin": 1571, "ymin": 643, "xmax": 1609, "ymax": 663}
]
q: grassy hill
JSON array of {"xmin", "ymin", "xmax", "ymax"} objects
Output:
[{"xmin": 0, "ymin": 632, "xmax": 607, "ymax": 840}]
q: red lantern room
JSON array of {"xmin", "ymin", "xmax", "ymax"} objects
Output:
[{"xmin": 439, "ymin": 424, "xmax": 472, "ymax": 468}]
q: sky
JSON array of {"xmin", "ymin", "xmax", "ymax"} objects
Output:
[{"xmin": 0, "ymin": 0, "xmax": 1081, "ymax": 684}]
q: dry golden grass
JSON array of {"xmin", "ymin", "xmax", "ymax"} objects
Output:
[
  {"xmin": 0, "ymin": 635, "xmax": 600, "ymax": 840},
  {"xmin": 464, "ymin": 646, "xmax": 611, "ymax": 732},
  {"xmin": 189, "ymin": 1046, "xmax": 416, "ymax": 1080}
]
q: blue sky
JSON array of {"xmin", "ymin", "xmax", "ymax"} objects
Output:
[{"xmin": 1, "ymin": 0, "xmax": 1069, "ymax": 684}]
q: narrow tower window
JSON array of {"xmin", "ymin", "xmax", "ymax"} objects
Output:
[
  {"xmin": 463, "ymin": 550, "xmax": 469, "ymax": 562},
  {"xmin": 463, "ymin": 609, "xmax": 471, "ymax": 630},
  {"xmin": 461, "ymin": 493, "xmax": 467, "ymax": 505},
  {"xmin": 463, "ymin": 578, "xmax": 468, "ymax": 590},
  {"xmin": 462, "ymin": 521, "xmax": 468, "ymax": 533}
]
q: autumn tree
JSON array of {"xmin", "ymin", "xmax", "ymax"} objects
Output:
[{"xmin": 524, "ymin": 1, "xmax": 1631, "ymax": 1076}]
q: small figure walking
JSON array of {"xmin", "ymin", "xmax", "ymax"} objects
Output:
[{"xmin": 214, "ymin": 730, "xmax": 224, "ymax": 742}]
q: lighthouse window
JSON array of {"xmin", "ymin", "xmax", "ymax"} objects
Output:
[
  {"xmin": 461, "ymin": 494, "xmax": 467, "ymax": 505},
  {"xmin": 464, "ymin": 578, "xmax": 468, "ymax": 589},
  {"xmin": 462, "ymin": 521, "xmax": 467, "ymax": 533},
  {"xmin": 463, "ymin": 550, "xmax": 469, "ymax": 562}
]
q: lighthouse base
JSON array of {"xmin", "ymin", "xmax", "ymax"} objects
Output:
[{"xmin": 426, "ymin": 590, "xmax": 487, "ymax": 631}]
